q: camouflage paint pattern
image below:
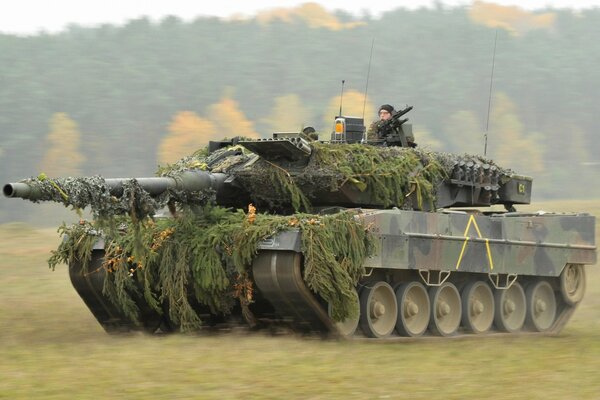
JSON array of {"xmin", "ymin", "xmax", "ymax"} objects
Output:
[{"xmin": 360, "ymin": 209, "xmax": 596, "ymax": 276}]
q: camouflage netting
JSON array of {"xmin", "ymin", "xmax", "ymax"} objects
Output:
[
  {"xmin": 20, "ymin": 143, "xmax": 512, "ymax": 216},
  {"xmin": 301, "ymin": 144, "xmax": 447, "ymax": 210},
  {"xmin": 49, "ymin": 206, "xmax": 374, "ymax": 331},
  {"xmin": 21, "ymin": 175, "xmax": 169, "ymax": 220},
  {"xmin": 157, "ymin": 143, "xmax": 512, "ymax": 212}
]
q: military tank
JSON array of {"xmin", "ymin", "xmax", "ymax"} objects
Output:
[{"xmin": 4, "ymin": 107, "xmax": 596, "ymax": 338}]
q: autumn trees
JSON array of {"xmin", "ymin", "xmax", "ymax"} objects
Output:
[
  {"xmin": 39, "ymin": 113, "xmax": 85, "ymax": 177},
  {"xmin": 2, "ymin": 2, "xmax": 599, "ymax": 223},
  {"xmin": 158, "ymin": 96, "xmax": 260, "ymax": 164}
]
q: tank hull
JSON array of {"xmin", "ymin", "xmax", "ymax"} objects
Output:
[
  {"xmin": 360, "ymin": 209, "xmax": 596, "ymax": 275},
  {"xmin": 69, "ymin": 209, "xmax": 595, "ymax": 338}
]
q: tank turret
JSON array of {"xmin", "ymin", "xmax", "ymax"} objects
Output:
[{"xmin": 4, "ymin": 133, "xmax": 531, "ymax": 215}]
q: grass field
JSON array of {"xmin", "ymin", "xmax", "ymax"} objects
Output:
[{"xmin": 1, "ymin": 200, "xmax": 599, "ymax": 399}]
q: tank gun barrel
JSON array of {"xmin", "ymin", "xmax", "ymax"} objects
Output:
[
  {"xmin": 3, "ymin": 171, "xmax": 228, "ymax": 201},
  {"xmin": 3, "ymin": 182, "xmax": 35, "ymax": 199},
  {"xmin": 104, "ymin": 171, "xmax": 227, "ymax": 197}
]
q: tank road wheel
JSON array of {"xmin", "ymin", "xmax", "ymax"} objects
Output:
[
  {"xmin": 359, "ymin": 281, "xmax": 398, "ymax": 338},
  {"xmin": 461, "ymin": 281, "xmax": 494, "ymax": 334},
  {"xmin": 395, "ymin": 281, "xmax": 430, "ymax": 337},
  {"xmin": 428, "ymin": 282, "xmax": 461, "ymax": 336},
  {"xmin": 560, "ymin": 264, "xmax": 586, "ymax": 306},
  {"xmin": 525, "ymin": 280, "xmax": 557, "ymax": 332},
  {"xmin": 494, "ymin": 282, "xmax": 526, "ymax": 333},
  {"xmin": 328, "ymin": 287, "xmax": 360, "ymax": 337}
]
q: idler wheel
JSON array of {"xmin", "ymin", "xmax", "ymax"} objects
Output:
[{"xmin": 560, "ymin": 264, "xmax": 586, "ymax": 306}]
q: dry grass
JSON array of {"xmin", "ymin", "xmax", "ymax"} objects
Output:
[{"xmin": 0, "ymin": 200, "xmax": 598, "ymax": 399}]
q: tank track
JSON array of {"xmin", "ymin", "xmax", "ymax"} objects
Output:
[
  {"xmin": 69, "ymin": 249, "xmax": 582, "ymax": 338},
  {"xmin": 250, "ymin": 250, "xmax": 581, "ymax": 339},
  {"xmin": 68, "ymin": 250, "xmax": 168, "ymax": 333}
]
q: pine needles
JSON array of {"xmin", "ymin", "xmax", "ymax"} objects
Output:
[
  {"xmin": 50, "ymin": 205, "xmax": 375, "ymax": 332},
  {"xmin": 309, "ymin": 143, "xmax": 447, "ymax": 209},
  {"xmin": 300, "ymin": 212, "xmax": 374, "ymax": 321}
]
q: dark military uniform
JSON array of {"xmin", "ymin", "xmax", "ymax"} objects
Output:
[
  {"xmin": 368, "ymin": 104, "xmax": 417, "ymax": 147},
  {"xmin": 366, "ymin": 119, "xmax": 417, "ymax": 147},
  {"xmin": 366, "ymin": 120, "xmax": 383, "ymax": 141}
]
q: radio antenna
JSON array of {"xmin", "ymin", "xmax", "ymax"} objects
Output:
[
  {"xmin": 362, "ymin": 38, "xmax": 375, "ymax": 120},
  {"xmin": 338, "ymin": 80, "xmax": 345, "ymax": 116},
  {"xmin": 484, "ymin": 30, "xmax": 498, "ymax": 157}
]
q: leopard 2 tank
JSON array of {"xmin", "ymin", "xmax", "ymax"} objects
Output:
[{"xmin": 4, "ymin": 107, "xmax": 596, "ymax": 338}]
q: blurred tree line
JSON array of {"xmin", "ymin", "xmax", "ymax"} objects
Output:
[{"xmin": 1, "ymin": 2, "xmax": 599, "ymax": 223}]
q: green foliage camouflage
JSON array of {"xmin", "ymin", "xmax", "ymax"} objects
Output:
[
  {"xmin": 307, "ymin": 143, "xmax": 447, "ymax": 209},
  {"xmin": 19, "ymin": 138, "xmax": 510, "ymax": 219},
  {"xmin": 165, "ymin": 144, "xmax": 509, "ymax": 211},
  {"xmin": 23, "ymin": 174, "xmax": 168, "ymax": 220},
  {"xmin": 156, "ymin": 144, "xmax": 481, "ymax": 211},
  {"xmin": 36, "ymin": 143, "xmax": 511, "ymax": 331},
  {"xmin": 48, "ymin": 206, "xmax": 374, "ymax": 331}
]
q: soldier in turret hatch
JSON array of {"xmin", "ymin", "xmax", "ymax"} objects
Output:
[
  {"xmin": 367, "ymin": 104, "xmax": 395, "ymax": 140},
  {"xmin": 366, "ymin": 104, "xmax": 417, "ymax": 147}
]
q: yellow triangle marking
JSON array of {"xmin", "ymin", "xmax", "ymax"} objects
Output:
[{"xmin": 455, "ymin": 215, "xmax": 494, "ymax": 271}]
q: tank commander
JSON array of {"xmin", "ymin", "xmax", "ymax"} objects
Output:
[
  {"xmin": 367, "ymin": 104, "xmax": 394, "ymax": 140},
  {"xmin": 367, "ymin": 104, "xmax": 417, "ymax": 147}
]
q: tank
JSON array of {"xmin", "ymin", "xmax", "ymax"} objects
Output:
[{"xmin": 4, "ymin": 108, "xmax": 596, "ymax": 338}]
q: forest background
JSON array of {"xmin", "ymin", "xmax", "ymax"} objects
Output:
[{"xmin": 1, "ymin": 1, "xmax": 599, "ymax": 224}]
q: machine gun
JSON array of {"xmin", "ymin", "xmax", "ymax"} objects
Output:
[{"xmin": 375, "ymin": 105, "xmax": 414, "ymax": 147}]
